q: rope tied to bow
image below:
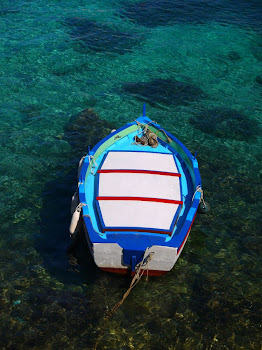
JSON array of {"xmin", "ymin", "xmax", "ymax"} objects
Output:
[
  {"xmin": 133, "ymin": 120, "xmax": 173, "ymax": 148},
  {"xmin": 133, "ymin": 120, "xmax": 159, "ymax": 148}
]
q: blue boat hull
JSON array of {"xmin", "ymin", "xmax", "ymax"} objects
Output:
[{"xmin": 71, "ymin": 112, "xmax": 203, "ymax": 276}]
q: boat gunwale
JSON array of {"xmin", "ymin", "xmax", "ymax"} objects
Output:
[{"xmin": 79, "ymin": 116, "xmax": 202, "ymax": 250}]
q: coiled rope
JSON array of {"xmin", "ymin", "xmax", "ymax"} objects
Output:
[
  {"xmin": 134, "ymin": 120, "xmax": 172, "ymax": 148},
  {"xmin": 133, "ymin": 120, "xmax": 159, "ymax": 148}
]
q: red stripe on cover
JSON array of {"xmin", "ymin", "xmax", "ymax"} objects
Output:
[
  {"xmin": 96, "ymin": 196, "xmax": 183, "ymax": 205},
  {"xmin": 97, "ymin": 169, "xmax": 181, "ymax": 177},
  {"xmin": 102, "ymin": 228, "xmax": 172, "ymax": 235}
]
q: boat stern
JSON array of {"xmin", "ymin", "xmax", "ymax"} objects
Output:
[{"xmin": 93, "ymin": 242, "xmax": 179, "ymax": 276}]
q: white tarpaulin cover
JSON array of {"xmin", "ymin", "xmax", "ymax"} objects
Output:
[{"xmin": 96, "ymin": 151, "xmax": 182, "ymax": 233}]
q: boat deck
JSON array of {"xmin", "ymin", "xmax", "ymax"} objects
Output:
[
  {"xmin": 84, "ymin": 129, "xmax": 193, "ymax": 241},
  {"xmin": 96, "ymin": 151, "xmax": 182, "ymax": 234}
]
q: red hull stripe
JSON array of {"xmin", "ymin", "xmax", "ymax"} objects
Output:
[
  {"xmin": 101, "ymin": 267, "xmax": 168, "ymax": 276},
  {"xmin": 96, "ymin": 196, "xmax": 183, "ymax": 205},
  {"xmin": 98, "ymin": 169, "xmax": 181, "ymax": 177},
  {"xmin": 177, "ymin": 212, "xmax": 197, "ymax": 254}
]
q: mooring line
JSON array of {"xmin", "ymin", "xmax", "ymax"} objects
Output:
[{"xmin": 93, "ymin": 248, "xmax": 154, "ymax": 350}]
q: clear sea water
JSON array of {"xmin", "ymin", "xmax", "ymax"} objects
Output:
[{"xmin": 0, "ymin": 0, "xmax": 261, "ymax": 349}]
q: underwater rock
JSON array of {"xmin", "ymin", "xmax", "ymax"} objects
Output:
[
  {"xmin": 50, "ymin": 62, "xmax": 90, "ymax": 77},
  {"xmin": 120, "ymin": 0, "xmax": 213, "ymax": 27},
  {"xmin": 189, "ymin": 108, "xmax": 260, "ymax": 141},
  {"xmin": 121, "ymin": 0, "xmax": 262, "ymax": 33},
  {"xmin": 19, "ymin": 104, "xmax": 43, "ymax": 124},
  {"xmin": 64, "ymin": 108, "xmax": 115, "ymax": 155},
  {"xmin": 227, "ymin": 51, "xmax": 241, "ymax": 61},
  {"xmin": 122, "ymin": 78, "xmax": 206, "ymax": 107},
  {"xmin": 19, "ymin": 104, "xmax": 42, "ymax": 118},
  {"xmin": 255, "ymin": 75, "xmax": 262, "ymax": 85},
  {"xmin": 65, "ymin": 17, "xmax": 141, "ymax": 54}
]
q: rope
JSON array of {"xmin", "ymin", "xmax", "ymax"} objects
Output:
[
  {"xmin": 133, "ymin": 121, "xmax": 159, "ymax": 148},
  {"xmin": 93, "ymin": 248, "xmax": 154, "ymax": 350},
  {"xmin": 193, "ymin": 185, "xmax": 206, "ymax": 206},
  {"xmin": 132, "ymin": 135, "xmax": 149, "ymax": 147},
  {"xmin": 155, "ymin": 128, "xmax": 172, "ymax": 143},
  {"xmin": 88, "ymin": 155, "xmax": 97, "ymax": 175},
  {"xmin": 134, "ymin": 120, "xmax": 172, "ymax": 144},
  {"xmin": 134, "ymin": 119, "xmax": 156, "ymax": 129},
  {"xmin": 146, "ymin": 129, "xmax": 158, "ymax": 148},
  {"xmin": 75, "ymin": 202, "xmax": 87, "ymax": 213}
]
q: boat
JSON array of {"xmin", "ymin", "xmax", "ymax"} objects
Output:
[{"xmin": 69, "ymin": 105, "xmax": 208, "ymax": 276}]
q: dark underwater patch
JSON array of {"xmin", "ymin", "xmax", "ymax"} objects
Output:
[
  {"xmin": 255, "ymin": 75, "xmax": 262, "ymax": 85},
  {"xmin": 37, "ymin": 108, "xmax": 116, "ymax": 282},
  {"xmin": 19, "ymin": 104, "xmax": 43, "ymax": 124},
  {"xmin": 50, "ymin": 62, "xmax": 90, "ymax": 77},
  {"xmin": 189, "ymin": 108, "xmax": 260, "ymax": 141},
  {"xmin": 227, "ymin": 51, "xmax": 241, "ymax": 61},
  {"xmin": 0, "ymin": 7, "xmax": 19, "ymax": 16},
  {"xmin": 65, "ymin": 17, "xmax": 141, "ymax": 54},
  {"xmin": 120, "ymin": 0, "xmax": 262, "ymax": 32},
  {"xmin": 120, "ymin": 0, "xmax": 213, "ymax": 27},
  {"xmin": 63, "ymin": 108, "xmax": 115, "ymax": 155},
  {"xmin": 121, "ymin": 78, "xmax": 206, "ymax": 107}
]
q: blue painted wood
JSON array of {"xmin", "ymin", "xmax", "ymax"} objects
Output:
[{"xmin": 79, "ymin": 110, "xmax": 203, "ymax": 271}]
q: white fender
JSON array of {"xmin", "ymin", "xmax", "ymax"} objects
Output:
[
  {"xmin": 71, "ymin": 190, "xmax": 79, "ymax": 214},
  {"xmin": 69, "ymin": 209, "xmax": 80, "ymax": 236}
]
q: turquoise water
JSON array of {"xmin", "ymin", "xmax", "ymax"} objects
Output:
[{"xmin": 0, "ymin": 0, "xmax": 261, "ymax": 348}]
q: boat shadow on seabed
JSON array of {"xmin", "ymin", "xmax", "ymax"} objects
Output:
[{"xmin": 37, "ymin": 108, "xmax": 117, "ymax": 284}]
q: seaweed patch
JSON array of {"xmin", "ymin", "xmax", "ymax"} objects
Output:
[
  {"xmin": 227, "ymin": 51, "xmax": 241, "ymax": 61},
  {"xmin": 120, "ymin": 0, "xmax": 213, "ymax": 27},
  {"xmin": 121, "ymin": 78, "xmax": 206, "ymax": 107},
  {"xmin": 63, "ymin": 108, "xmax": 115, "ymax": 155},
  {"xmin": 120, "ymin": 0, "xmax": 262, "ymax": 33},
  {"xmin": 189, "ymin": 108, "xmax": 260, "ymax": 141},
  {"xmin": 255, "ymin": 75, "xmax": 262, "ymax": 86},
  {"xmin": 65, "ymin": 17, "xmax": 141, "ymax": 54}
]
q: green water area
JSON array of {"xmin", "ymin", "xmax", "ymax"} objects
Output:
[{"xmin": 0, "ymin": 0, "xmax": 261, "ymax": 348}]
